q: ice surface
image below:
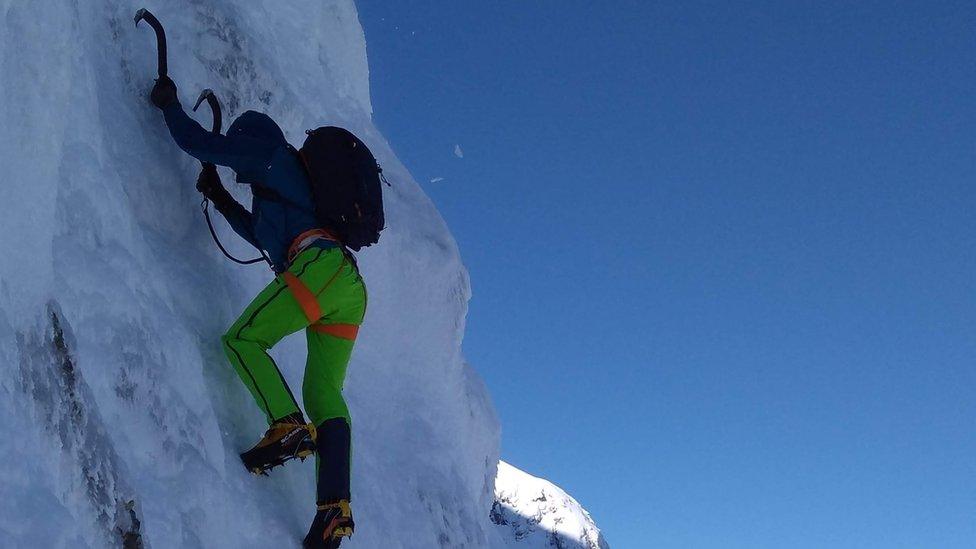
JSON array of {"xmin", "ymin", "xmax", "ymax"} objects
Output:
[{"xmin": 0, "ymin": 1, "xmax": 603, "ymax": 548}]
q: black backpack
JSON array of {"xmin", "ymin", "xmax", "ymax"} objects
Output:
[{"xmin": 298, "ymin": 126, "xmax": 385, "ymax": 251}]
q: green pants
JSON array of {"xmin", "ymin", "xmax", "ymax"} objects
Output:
[{"xmin": 221, "ymin": 246, "xmax": 366, "ymax": 427}]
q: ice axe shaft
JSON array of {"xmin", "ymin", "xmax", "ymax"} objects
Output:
[
  {"xmin": 134, "ymin": 8, "xmax": 167, "ymax": 77},
  {"xmin": 193, "ymin": 89, "xmax": 221, "ymax": 172}
]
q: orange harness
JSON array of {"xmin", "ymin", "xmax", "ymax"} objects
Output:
[
  {"xmin": 281, "ymin": 229, "xmax": 360, "ymax": 341},
  {"xmin": 287, "ymin": 228, "xmax": 340, "ymax": 264}
]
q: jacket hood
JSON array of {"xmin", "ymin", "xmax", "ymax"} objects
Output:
[
  {"xmin": 228, "ymin": 111, "xmax": 288, "ymax": 183},
  {"xmin": 228, "ymin": 110, "xmax": 288, "ymax": 146}
]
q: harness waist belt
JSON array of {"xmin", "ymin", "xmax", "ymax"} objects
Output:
[{"xmin": 287, "ymin": 228, "xmax": 339, "ymax": 264}]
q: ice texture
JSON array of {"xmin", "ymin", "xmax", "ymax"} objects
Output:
[{"xmin": 0, "ymin": 1, "xmax": 604, "ymax": 547}]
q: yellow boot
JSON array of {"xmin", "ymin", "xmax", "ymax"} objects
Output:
[
  {"xmin": 303, "ymin": 500, "xmax": 354, "ymax": 549},
  {"xmin": 239, "ymin": 412, "xmax": 316, "ymax": 475}
]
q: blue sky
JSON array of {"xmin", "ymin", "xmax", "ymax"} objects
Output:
[{"xmin": 358, "ymin": 2, "xmax": 975, "ymax": 547}]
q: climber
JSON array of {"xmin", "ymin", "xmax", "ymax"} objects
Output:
[{"xmin": 149, "ymin": 74, "xmax": 384, "ymax": 549}]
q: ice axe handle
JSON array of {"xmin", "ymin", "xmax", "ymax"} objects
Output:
[{"xmin": 134, "ymin": 8, "xmax": 168, "ymax": 77}]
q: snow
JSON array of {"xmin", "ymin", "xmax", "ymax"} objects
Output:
[
  {"xmin": 492, "ymin": 462, "xmax": 610, "ymax": 549},
  {"xmin": 0, "ymin": 1, "xmax": 605, "ymax": 548}
]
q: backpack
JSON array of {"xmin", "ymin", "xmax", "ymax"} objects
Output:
[{"xmin": 298, "ymin": 126, "xmax": 385, "ymax": 251}]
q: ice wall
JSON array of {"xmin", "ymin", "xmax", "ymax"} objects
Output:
[{"xmin": 0, "ymin": 1, "xmax": 501, "ymax": 547}]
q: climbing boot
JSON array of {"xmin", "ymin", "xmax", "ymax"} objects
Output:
[
  {"xmin": 303, "ymin": 500, "xmax": 354, "ymax": 549},
  {"xmin": 240, "ymin": 412, "xmax": 316, "ymax": 475}
]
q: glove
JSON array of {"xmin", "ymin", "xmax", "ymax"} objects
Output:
[
  {"xmin": 196, "ymin": 164, "xmax": 232, "ymax": 208},
  {"xmin": 149, "ymin": 75, "xmax": 178, "ymax": 109}
]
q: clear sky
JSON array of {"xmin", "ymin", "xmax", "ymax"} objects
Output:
[{"xmin": 357, "ymin": 2, "xmax": 975, "ymax": 547}]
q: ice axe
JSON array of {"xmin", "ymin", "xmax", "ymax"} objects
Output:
[
  {"xmin": 192, "ymin": 88, "xmax": 224, "ymax": 244},
  {"xmin": 193, "ymin": 89, "xmax": 222, "ymax": 135},
  {"xmin": 192, "ymin": 88, "xmax": 220, "ymax": 174},
  {"xmin": 134, "ymin": 8, "xmax": 167, "ymax": 77},
  {"xmin": 192, "ymin": 89, "xmax": 270, "ymax": 267}
]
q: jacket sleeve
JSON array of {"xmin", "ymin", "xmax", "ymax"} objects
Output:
[
  {"xmin": 207, "ymin": 182, "xmax": 262, "ymax": 251},
  {"xmin": 162, "ymin": 103, "xmax": 271, "ymax": 181},
  {"xmin": 215, "ymin": 200, "xmax": 262, "ymax": 251}
]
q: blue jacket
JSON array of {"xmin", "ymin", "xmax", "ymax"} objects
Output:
[{"xmin": 163, "ymin": 103, "xmax": 334, "ymax": 271}]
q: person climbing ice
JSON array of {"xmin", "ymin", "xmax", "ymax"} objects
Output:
[{"xmin": 149, "ymin": 73, "xmax": 385, "ymax": 549}]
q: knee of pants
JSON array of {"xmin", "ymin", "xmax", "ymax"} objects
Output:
[
  {"xmin": 221, "ymin": 325, "xmax": 268, "ymax": 352},
  {"xmin": 220, "ymin": 331, "xmax": 240, "ymax": 356},
  {"xmin": 305, "ymin": 385, "xmax": 350, "ymax": 426}
]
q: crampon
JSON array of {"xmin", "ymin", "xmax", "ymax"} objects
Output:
[
  {"xmin": 240, "ymin": 412, "xmax": 317, "ymax": 475},
  {"xmin": 303, "ymin": 500, "xmax": 354, "ymax": 549}
]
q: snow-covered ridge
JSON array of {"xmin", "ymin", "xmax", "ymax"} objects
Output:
[
  {"xmin": 492, "ymin": 462, "xmax": 610, "ymax": 549},
  {"xmin": 0, "ymin": 1, "xmax": 605, "ymax": 547}
]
